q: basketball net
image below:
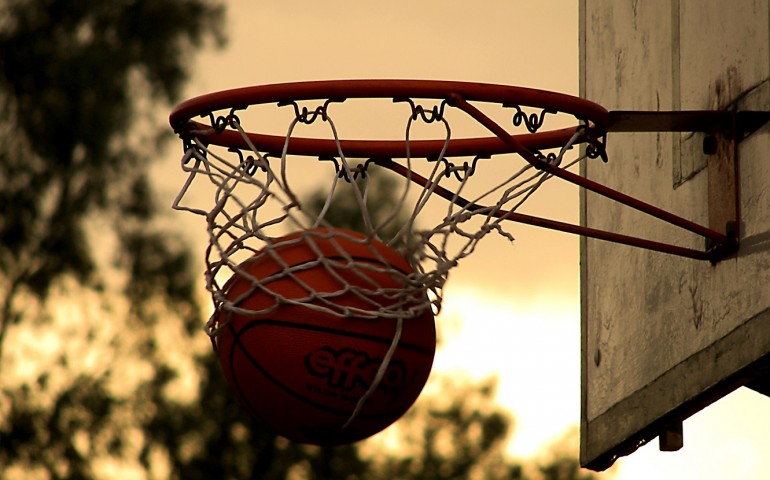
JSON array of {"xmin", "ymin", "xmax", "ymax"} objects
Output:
[{"xmin": 172, "ymin": 98, "xmax": 586, "ymax": 426}]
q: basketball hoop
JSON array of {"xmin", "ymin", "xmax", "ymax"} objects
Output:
[
  {"xmin": 170, "ymin": 80, "xmax": 612, "ymax": 336},
  {"xmin": 169, "ymin": 79, "xmax": 748, "ymax": 336}
]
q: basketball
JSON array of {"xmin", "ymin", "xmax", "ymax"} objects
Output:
[{"xmin": 215, "ymin": 227, "xmax": 436, "ymax": 445}]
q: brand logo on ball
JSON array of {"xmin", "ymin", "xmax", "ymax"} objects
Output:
[{"xmin": 305, "ymin": 346, "xmax": 407, "ymax": 392}]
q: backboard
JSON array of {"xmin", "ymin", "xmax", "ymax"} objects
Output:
[{"xmin": 580, "ymin": 0, "xmax": 770, "ymax": 470}]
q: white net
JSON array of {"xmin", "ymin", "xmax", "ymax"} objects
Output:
[{"xmin": 172, "ymin": 98, "xmax": 588, "ymax": 338}]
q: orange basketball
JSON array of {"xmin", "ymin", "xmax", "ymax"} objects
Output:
[{"xmin": 215, "ymin": 228, "xmax": 436, "ymax": 445}]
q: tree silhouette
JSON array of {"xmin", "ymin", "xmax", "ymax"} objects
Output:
[
  {"xmin": 302, "ymin": 168, "xmax": 410, "ymax": 241},
  {"xmin": 0, "ymin": 0, "xmax": 226, "ymax": 476}
]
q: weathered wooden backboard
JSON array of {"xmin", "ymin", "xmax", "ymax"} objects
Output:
[{"xmin": 579, "ymin": 0, "xmax": 770, "ymax": 470}]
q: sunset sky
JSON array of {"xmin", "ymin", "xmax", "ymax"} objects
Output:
[{"xmin": 157, "ymin": 2, "xmax": 770, "ymax": 478}]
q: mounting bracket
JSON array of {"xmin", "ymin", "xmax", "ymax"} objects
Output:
[{"xmin": 577, "ymin": 109, "xmax": 770, "ymax": 263}]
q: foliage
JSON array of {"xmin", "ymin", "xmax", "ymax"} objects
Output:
[
  {"xmin": 0, "ymin": 0, "xmax": 226, "ymax": 352},
  {"xmin": 531, "ymin": 428, "xmax": 598, "ymax": 480},
  {"xmin": 0, "ymin": 0, "xmax": 226, "ymax": 476},
  {"xmin": 371, "ymin": 377, "xmax": 522, "ymax": 480},
  {"xmin": 302, "ymin": 168, "xmax": 411, "ymax": 241}
]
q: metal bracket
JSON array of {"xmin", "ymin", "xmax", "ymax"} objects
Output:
[
  {"xmin": 659, "ymin": 422, "xmax": 684, "ymax": 452},
  {"xmin": 594, "ymin": 110, "xmax": 769, "ymax": 262},
  {"xmin": 606, "ymin": 110, "xmax": 770, "ymax": 139},
  {"xmin": 451, "ymin": 98, "xmax": 769, "ymax": 262}
]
